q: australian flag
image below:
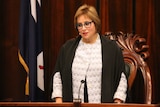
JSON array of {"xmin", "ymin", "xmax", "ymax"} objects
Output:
[{"xmin": 18, "ymin": 0, "xmax": 45, "ymax": 101}]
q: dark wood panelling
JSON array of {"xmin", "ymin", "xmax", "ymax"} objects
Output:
[
  {"xmin": 0, "ymin": 0, "xmax": 160, "ymax": 103},
  {"xmin": 134, "ymin": 0, "xmax": 160, "ymax": 103},
  {"xmin": 0, "ymin": 0, "xmax": 26, "ymax": 101},
  {"xmin": 99, "ymin": 0, "xmax": 133, "ymax": 34}
]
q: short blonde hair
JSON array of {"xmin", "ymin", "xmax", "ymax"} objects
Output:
[{"xmin": 74, "ymin": 4, "xmax": 101, "ymax": 33}]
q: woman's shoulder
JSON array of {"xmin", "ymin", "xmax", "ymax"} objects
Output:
[
  {"xmin": 62, "ymin": 36, "xmax": 81, "ymax": 48},
  {"xmin": 100, "ymin": 34, "xmax": 122, "ymax": 51},
  {"xmin": 100, "ymin": 35, "xmax": 117, "ymax": 45}
]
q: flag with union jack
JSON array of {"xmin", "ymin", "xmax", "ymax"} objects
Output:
[{"xmin": 18, "ymin": 0, "xmax": 45, "ymax": 101}]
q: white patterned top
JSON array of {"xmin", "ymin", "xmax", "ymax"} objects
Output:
[{"xmin": 51, "ymin": 34, "xmax": 127, "ymax": 103}]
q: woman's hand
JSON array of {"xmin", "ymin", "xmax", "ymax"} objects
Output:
[
  {"xmin": 55, "ymin": 97, "xmax": 63, "ymax": 103},
  {"xmin": 114, "ymin": 98, "xmax": 123, "ymax": 104}
]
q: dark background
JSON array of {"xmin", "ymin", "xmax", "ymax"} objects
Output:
[{"xmin": 0, "ymin": 0, "xmax": 160, "ymax": 104}]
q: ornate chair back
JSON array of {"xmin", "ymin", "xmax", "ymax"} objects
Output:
[{"xmin": 105, "ymin": 32, "xmax": 152, "ymax": 104}]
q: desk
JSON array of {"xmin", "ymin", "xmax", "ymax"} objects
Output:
[{"xmin": 0, "ymin": 102, "xmax": 159, "ymax": 107}]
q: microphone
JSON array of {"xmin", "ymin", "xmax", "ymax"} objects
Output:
[
  {"xmin": 78, "ymin": 80, "xmax": 85, "ymax": 100},
  {"xmin": 73, "ymin": 80, "xmax": 85, "ymax": 103}
]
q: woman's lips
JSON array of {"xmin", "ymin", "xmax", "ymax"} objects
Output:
[{"xmin": 82, "ymin": 32, "xmax": 88, "ymax": 36}]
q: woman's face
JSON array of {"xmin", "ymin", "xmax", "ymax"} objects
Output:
[{"xmin": 77, "ymin": 15, "xmax": 97, "ymax": 43}]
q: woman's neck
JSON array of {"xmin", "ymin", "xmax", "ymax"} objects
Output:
[{"xmin": 82, "ymin": 33, "xmax": 98, "ymax": 44}]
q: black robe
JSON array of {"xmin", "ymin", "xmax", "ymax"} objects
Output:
[{"xmin": 52, "ymin": 35, "xmax": 127, "ymax": 103}]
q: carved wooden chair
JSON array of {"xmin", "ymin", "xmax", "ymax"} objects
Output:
[{"xmin": 105, "ymin": 32, "xmax": 152, "ymax": 104}]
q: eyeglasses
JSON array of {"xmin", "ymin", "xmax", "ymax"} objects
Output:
[{"xmin": 76, "ymin": 21, "xmax": 93, "ymax": 30}]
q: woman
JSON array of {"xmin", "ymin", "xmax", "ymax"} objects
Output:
[{"xmin": 51, "ymin": 4, "xmax": 128, "ymax": 103}]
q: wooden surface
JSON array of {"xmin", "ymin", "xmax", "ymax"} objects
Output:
[{"xmin": 0, "ymin": 102, "xmax": 159, "ymax": 107}]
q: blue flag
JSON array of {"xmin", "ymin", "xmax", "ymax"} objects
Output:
[{"xmin": 18, "ymin": 0, "xmax": 45, "ymax": 101}]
